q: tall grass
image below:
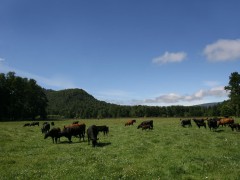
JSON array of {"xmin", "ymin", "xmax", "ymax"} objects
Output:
[{"xmin": 0, "ymin": 118, "xmax": 240, "ymax": 180}]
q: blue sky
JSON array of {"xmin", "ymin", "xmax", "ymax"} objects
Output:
[{"xmin": 0, "ymin": 0, "xmax": 240, "ymax": 106}]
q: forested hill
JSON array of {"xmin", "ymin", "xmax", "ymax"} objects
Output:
[
  {"xmin": 44, "ymin": 88, "xmax": 227, "ymax": 119},
  {"xmin": 44, "ymin": 88, "xmax": 117, "ymax": 119}
]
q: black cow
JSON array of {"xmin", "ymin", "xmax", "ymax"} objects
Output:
[
  {"xmin": 137, "ymin": 120, "xmax": 153, "ymax": 129},
  {"xmin": 193, "ymin": 119, "xmax": 206, "ymax": 128},
  {"xmin": 41, "ymin": 123, "xmax": 50, "ymax": 133},
  {"xmin": 44, "ymin": 128, "xmax": 61, "ymax": 143},
  {"xmin": 87, "ymin": 125, "xmax": 98, "ymax": 147},
  {"xmin": 30, "ymin": 122, "xmax": 39, "ymax": 126},
  {"xmin": 96, "ymin": 125, "xmax": 109, "ymax": 135},
  {"xmin": 141, "ymin": 124, "xmax": 152, "ymax": 130},
  {"xmin": 180, "ymin": 119, "xmax": 192, "ymax": 127},
  {"xmin": 60, "ymin": 123, "xmax": 85, "ymax": 142},
  {"xmin": 207, "ymin": 118, "xmax": 218, "ymax": 131},
  {"xmin": 23, "ymin": 123, "xmax": 31, "ymax": 127}
]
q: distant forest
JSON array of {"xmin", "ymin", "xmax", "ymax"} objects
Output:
[{"xmin": 0, "ymin": 72, "xmax": 232, "ymax": 121}]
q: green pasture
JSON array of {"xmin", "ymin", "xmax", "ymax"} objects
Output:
[{"xmin": 0, "ymin": 118, "xmax": 240, "ymax": 180}]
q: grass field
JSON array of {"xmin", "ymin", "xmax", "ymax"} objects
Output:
[{"xmin": 1, "ymin": 118, "xmax": 240, "ymax": 180}]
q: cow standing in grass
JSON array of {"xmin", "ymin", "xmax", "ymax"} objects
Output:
[
  {"xmin": 41, "ymin": 122, "xmax": 50, "ymax": 133},
  {"xmin": 96, "ymin": 125, "xmax": 109, "ymax": 135},
  {"xmin": 193, "ymin": 119, "xmax": 206, "ymax": 129},
  {"xmin": 87, "ymin": 125, "xmax": 99, "ymax": 147},
  {"xmin": 180, "ymin": 119, "xmax": 192, "ymax": 127},
  {"xmin": 137, "ymin": 120, "xmax": 153, "ymax": 129},
  {"xmin": 60, "ymin": 123, "xmax": 86, "ymax": 143},
  {"xmin": 207, "ymin": 118, "xmax": 218, "ymax": 131},
  {"xmin": 125, "ymin": 120, "xmax": 136, "ymax": 126},
  {"xmin": 44, "ymin": 128, "xmax": 61, "ymax": 143}
]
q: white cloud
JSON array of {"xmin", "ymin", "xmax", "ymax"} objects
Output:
[
  {"xmin": 203, "ymin": 39, "xmax": 240, "ymax": 61},
  {"xmin": 152, "ymin": 51, "xmax": 187, "ymax": 65},
  {"xmin": 142, "ymin": 86, "xmax": 228, "ymax": 104}
]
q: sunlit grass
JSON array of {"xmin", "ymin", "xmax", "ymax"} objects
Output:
[{"xmin": 0, "ymin": 118, "xmax": 240, "ymax": 179}]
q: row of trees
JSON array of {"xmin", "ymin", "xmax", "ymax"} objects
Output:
[
  {"xmin": 45, "ymin": 88, "xmax": 231, "ymax": 119},
  {"xmin": 0, "ymin": 71, "xmax": 239, "ymax": 120},
  {"xmin": 0, "ymin": 72, "xmax": 48, "ymax": 120}
]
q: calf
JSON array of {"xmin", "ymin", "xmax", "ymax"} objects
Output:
[
  {"xmin": 44, "ymin": 128, "xmax": 61, "ymax": 143},
  {"xmin": 229, "ymin": 123, "xmax": 240, "ymax": 131},
  {"xmin": 87, "ymin": 125, "xmax": 98, "ymax": 147}
]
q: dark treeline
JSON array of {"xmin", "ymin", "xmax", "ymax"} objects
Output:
[
  {"xmin": 0, "ymin": 72, "xmax": 47, "ymax": 120},
  {"xmin": 0, "ymin": 72, "xmax": 232, "ymax": 121},
  {"xmin": 45, "ymin": 88, "xmax": 227, "ymax": 119}
]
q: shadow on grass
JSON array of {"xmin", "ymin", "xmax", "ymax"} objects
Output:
[
  {"xmin": 58, "ymin": 140, "xmax": 85, "ymax": 144},
  {"xmin": 214, "ymin": 129, "xmax": 224, "ymax": 133},
  {"xmin": 97, "ymin": 142, "xmax": 112, "ymax": 147}
]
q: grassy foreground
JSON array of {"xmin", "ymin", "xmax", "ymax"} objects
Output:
[{"xmin": 0, "ymin": 118, "xmax": 240, "ymax": 180}]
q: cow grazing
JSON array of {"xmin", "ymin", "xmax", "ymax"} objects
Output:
[
  {"xmin": 96, "ymin": 125, "xmax": 109, "ymax": 135},
  {"xmin": 87, "ymin": 125, "xmax": 99, "ymax": 147},
  {"xmin": 207, "ymin": 118, "xmax": 218, "ymax": 131},
  {"xmin": 180, "ymin": 119, "xmax": 192, "ymax": 127},
  {"xmin": 30, "ymin": 122, "xmax": 39, "ymax": 126},
  {"xmin": 218, "ymin": 117, "xmax": 234, "ymax": 127},
  {"xmin": 229, "ymin": 123, "xmax": 240, "ymax": 131},
  {"xmin": 23, "ymin": 123, "xmax": 31, "ymax": 127},
  {"xmin": 193, "ymin": 119, "xmax": 206, "ymax": 128},
  {"xmin": 137, "ymin": 120, "xmax": 153, "ymax": 129},
  {"xmin": 60, "ymin": 123, "xmax": 86, "ymax": 142},
  {"xmin": 125, "ymin": 120, "xmax": 136, "ymax": 126},
  {"xmin": 44, "ymin": 128, "xmax": 61, "ymax": 143},
  {"xmin": 142, "ymin": 124, "xmax": 152, "ymax": 130},
  {"xmin": 41, "ymin": 123, "xmax": 50, "ymax": 133}
]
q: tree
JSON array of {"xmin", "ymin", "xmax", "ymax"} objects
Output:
[
  {"xmin": 224, "ymin": 72, "xmax": 240, "ymax": 117},
  {"xmin": 0, "ymin": 72, "xmax": 48, "ymax": 120}
]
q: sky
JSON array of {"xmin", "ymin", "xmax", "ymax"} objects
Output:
[{"xmin": 0, "ymin": 0, "xmax": 240, "ymax": 106}]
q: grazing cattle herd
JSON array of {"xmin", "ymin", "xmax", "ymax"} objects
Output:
[
  {"xmin": 180, "ymin": 117, "xmax": 238, "ymax": 131},
  {"xmin": 23, "ymin": 117, "xmax": 239, "ymax": 147}
]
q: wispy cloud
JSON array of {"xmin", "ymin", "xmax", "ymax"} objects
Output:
[
  {"xmin": 152, "ymin": 51, "xmax": 187, "ymax": 65},
  {"xmin": 203, "ymin": 39, "xmax": 240, "ymax": 61},
  {"xmin": 0, "ymin": 60, "xmax": 76, "ymax": 89},
  {"xmin": 0, "ymin": 57, "xmax": 5, "ymax": 62},
  {"xmin": 141, "ymin": 86, "xmax": 228, "ymax": 104}
]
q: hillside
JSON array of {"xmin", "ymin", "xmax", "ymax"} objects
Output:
[
  {"xmin": 44, "ymin": 88, "xmax": 224, "ymax": 119},
  {"xmin": 44, "ymin": 88, "xmax": 113, "ymax": 118}
]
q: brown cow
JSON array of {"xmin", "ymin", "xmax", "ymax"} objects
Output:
[
  {"xmin": 218, "ymin": 117, "xmax": 234, "ymax": 127},
  {"xmin": 61, "ymin": 123, "xmax": 86, "ymax": 142},
  {"xmin": 125, "ymin": 119, "xmax": 136, "ymax": 126}
]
